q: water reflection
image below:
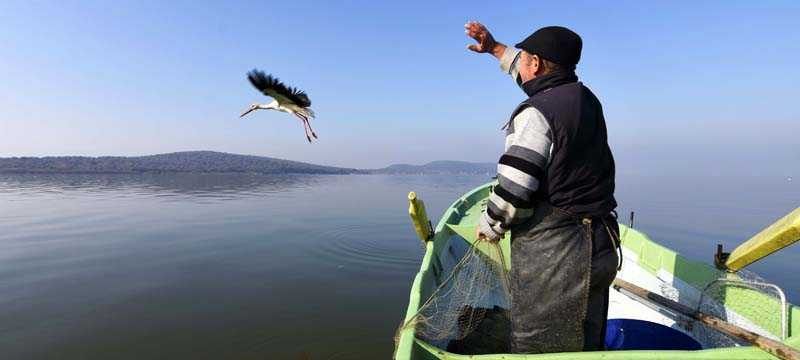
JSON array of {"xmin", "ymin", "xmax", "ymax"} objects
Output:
[
  {"xmin": 0, "ymin": 173, "xmax": 490, "ymax": 359},
  {"xmin": 0, "ymin": 173, "xmax": 328, "ymax": 200}
]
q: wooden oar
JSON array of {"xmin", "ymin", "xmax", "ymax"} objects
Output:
[
  {"xmin": 612, "ymin": 278, "xmax": 800, "ymax": 360},
  {"xmin": 719, "ymin": 207, "xmax": 800, "ymax": 272}
]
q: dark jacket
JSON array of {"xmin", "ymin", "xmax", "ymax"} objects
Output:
[{"xmin": 510, "ymin": 79, "xmax": 616, "ymax": 217}]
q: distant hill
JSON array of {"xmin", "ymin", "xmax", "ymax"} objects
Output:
[
  {"xmin": 370, "ymin": 160, "xmax": 495, "ymax": 175},
  {"xmin": 0, "ymin": 151, "xmax": 361, "ymax": 175},
  {"xmin": 0, "ymin": 151, "xmax": 496, "ymax": 175}
]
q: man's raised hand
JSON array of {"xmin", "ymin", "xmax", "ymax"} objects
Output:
[{"xmin": 465, "ymin": 21, "xmax": 505, "ymax": 59}]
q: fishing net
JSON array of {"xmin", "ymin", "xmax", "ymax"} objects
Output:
[
  {"xmin": 695, "ymin": 270, "xmax": 787, "ymax": 347},
  {"xmin": 654, "ymin": 269, "xmax": 787, "ymax": 349},
  {"xmin": 615, "ymin": 225, "xmax": 788, "ymax": 350},
  {"xmin": 397, "ymin": 237, "xmax": 512, "ymax": 355}
]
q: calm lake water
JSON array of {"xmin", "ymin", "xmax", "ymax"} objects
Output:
[{"xmin": 0, "ymin": 173, "xmax": 797, "ymax": 359}]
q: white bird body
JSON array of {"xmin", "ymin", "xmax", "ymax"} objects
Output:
[
  {"xmin": 259, "ymin": 100, "xmax": 314, "ymax": 117},
  {"xmin": 240, "ymin": 70, "xmax": 318, "ymax": 142}
]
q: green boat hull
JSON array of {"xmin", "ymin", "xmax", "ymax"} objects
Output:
[{"xmin": 395, "ymin": 182, "xmax": 799, "ymax": 359}]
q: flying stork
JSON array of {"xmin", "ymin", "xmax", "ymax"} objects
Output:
[{"xmin": 240, "ymin": 70, "xmax": 318, "ymax": 142}]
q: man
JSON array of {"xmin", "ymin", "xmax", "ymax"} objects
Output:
[{"xmin": 466, "ymin": 21, "xmax": 620, "ymax": 353}]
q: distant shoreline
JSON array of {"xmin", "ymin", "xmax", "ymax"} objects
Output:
[{"xmin": 0, "ymin": 151, "xmax": 494, "ymax": 176}]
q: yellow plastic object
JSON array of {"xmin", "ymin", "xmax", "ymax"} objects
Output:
[
  {"xmin": 726, "ymin": 207, "xmax": 800, "ymax": 271},
  {"xmin": 408, "ymin": 191, "xmax": 432, "ymax": 242}
]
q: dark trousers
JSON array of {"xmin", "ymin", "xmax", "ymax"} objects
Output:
[
  {"xmin": 509, "ymin": 206, "xmax": 619, "ymax": 353},
  {"xmin": 583, "ymin": 216, "xmax": 619, "ymax": 351}
]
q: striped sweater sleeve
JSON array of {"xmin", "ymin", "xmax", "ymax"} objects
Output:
[{"xmin": 478, "ymin": 107, "xmax": 552, "ymax": 241}]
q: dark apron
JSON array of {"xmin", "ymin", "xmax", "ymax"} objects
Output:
[{"xmin": 509, "ymin": 203, "xmax": 619, "ymax": 353}]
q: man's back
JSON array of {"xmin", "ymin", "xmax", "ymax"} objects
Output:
[{"xmin": 522, "ymin": 82, "xmax": 616, "ymax": 217}]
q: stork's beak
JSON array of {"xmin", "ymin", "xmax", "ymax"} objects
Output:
[{"xmin": 240, "ymin": 106, "xmax": 257, "ymax": 118}]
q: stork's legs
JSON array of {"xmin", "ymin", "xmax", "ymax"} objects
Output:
[
  {"xmin": 293, "ymin": 112, "xmax": 313, "ymax": 142},
  {"xmin": 305, "ymin": 118, "xmax": 318, "ymax": 139},
  {"xmin": 293, "ymin": 112, "xmax": 318, "ymax": 142}
]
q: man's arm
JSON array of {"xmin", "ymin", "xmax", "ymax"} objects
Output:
[
  {"xmin": 477, "ymin": 108, "xmax": 552, "ymax": 241},
  {"xmin": 499, "ymin": 47, "xmax": 522, "ymax": 85},
  {"xmin": 465, "ymin": 21, "xmax": 522, "ymax": 84},
  {"xmin": 465, "ymin": 21, "xmax": 548, "ymax": 241}
]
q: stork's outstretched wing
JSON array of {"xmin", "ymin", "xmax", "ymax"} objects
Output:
[{"xmin": 247, "ymin": 70, "xmax": 311, "ymax": 108}]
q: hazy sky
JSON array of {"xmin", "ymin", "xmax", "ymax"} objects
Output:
[{"xmin": 1, "ymin": 1, "xmax": 798, "ymax": 173}]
